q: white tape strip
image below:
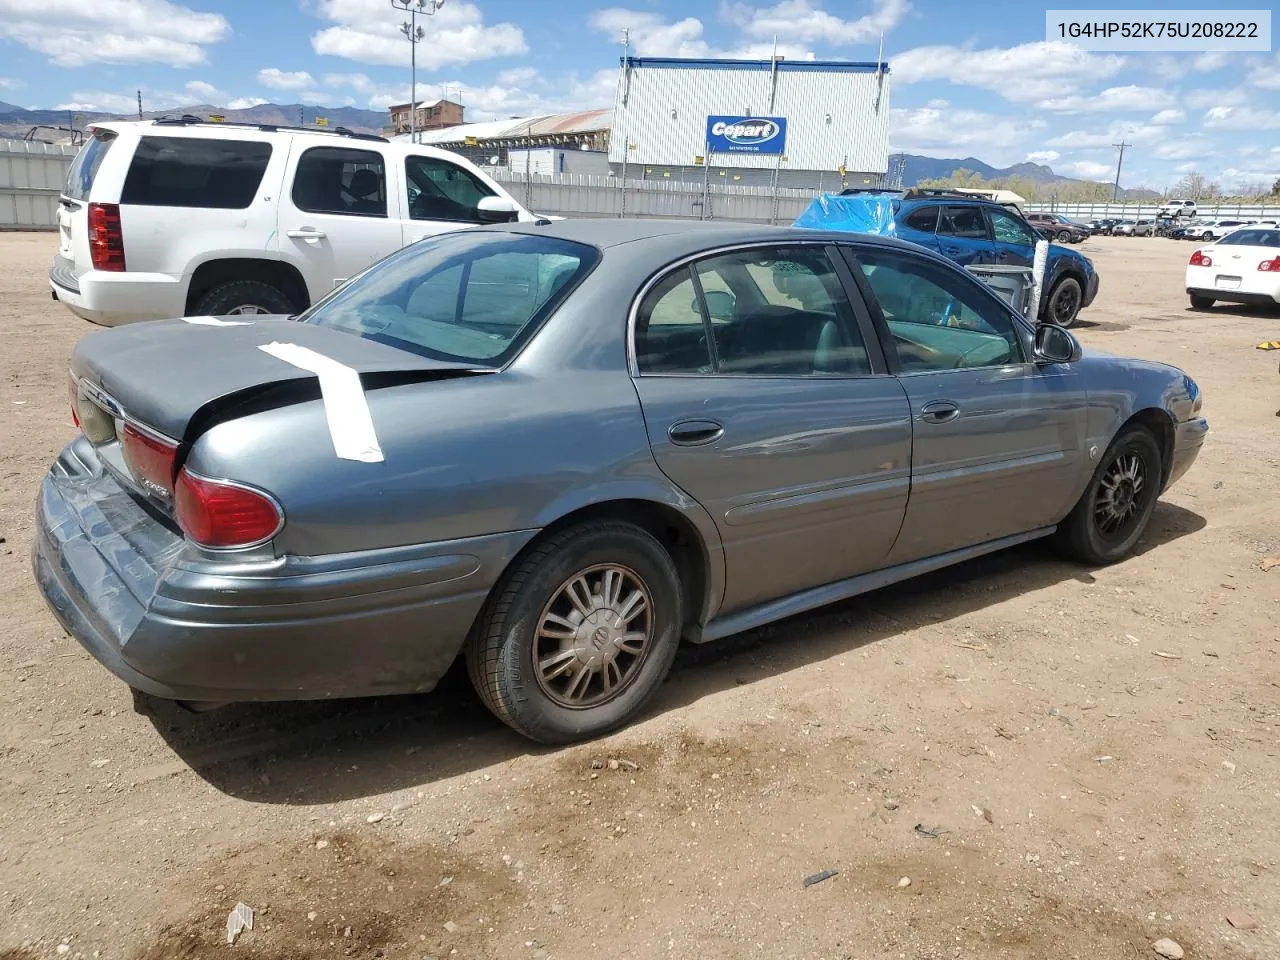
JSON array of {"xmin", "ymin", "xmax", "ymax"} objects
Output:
[
  {"xmin": 258, "ymin": 341, "xmax": 384, "ymax": 463},
  {"xmin": 184, "ymin": 316, "xmax": 252, "ymax": 326}
]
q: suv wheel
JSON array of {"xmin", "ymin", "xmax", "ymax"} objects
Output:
[
  {"xmin": 466, "ymin": 521, "xmax": 684, "ymax": 744},
  {"xmin": 1201, "ymin": 231, "xmax": 1214, "ymax": 241},
  {"xmin": 191, "ymin": 280, "xmax": 297, "ymax": 317},
  {"xmin": 1046, "ymin": 276, "xmax": 1083, "ymax": 328},
  {"xmin": 1055, "ymin": 230, "xmax": 1071, "ymax": 243}
]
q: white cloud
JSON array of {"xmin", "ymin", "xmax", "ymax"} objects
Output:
[
  {"xmin": 891, "ymin": 41, "xmax": 1125, "ymax": 103},
  {"xmin": 1059, "ymin": 160, "xmax": 1113, "ymax": 179},
  {"xmin": 1045, "ymin": 120, "xmax": 1169, "ymax": 150},
  {"xmin": 311, "ymin": 0, "xmax": 527, "ymax": 69},
  {"xmin": 0, "ymin": 0, "xmax": 228, "ymax": 66},
  {"xmin": 925, "ymin": 98, "xmax": 948, "ymax": 109},
  {"xmin": 1173, "ymin": 162, "xmax": 1198, "ymax": 174},
  {"xmin": 1204, "ymin": 106, "xmax": 1280, "ymax": 131},
  {"xmin": 1025, "ymin": 150, "xmax": 1060, "ymax": 164},
  {"xmin": 723, "ymin": 0, "xmax": 909, "ymax": 45},
  {"xmin": 1037, "ymin": 85, "xmax": 1175, "ymax": 115},
  {"xmin": 258, "ymin": 68, "xmax": 316, "ymax": 91},
  {"xmin": 1151, "ymin": 108, "xmax": 1184, "ymax": 124},
  {"xmin": 1219, "ymin": 166, "xmax": 1280, "ymax": 191},
  {"xmin": 889, "ymin": 105, "xmax": 1034, "ymax": 161},
  {"xmin": 0, "ymin": 77, "xmax": 24, "ymax": 91},
  {"xmin": 184, "ymin": 80, "xmax": 223, "ymax": 102},
  {"xmin": 497, "ymin": 66, "xmax": 540, "ymax": 87},
  {"xmin": 1184, "ymin": 86, "xmax": 1249, "ymax": 110},
  {"xmin": 1249, "ymin": 53, "xmax": 1280, "ymax": 90},
  {"xmin": 1153, "ymin": 138, "xmax": 1215, "ymax": 161},
  {"xmin": 226, "ymin": 96, "xmax": 269, "ymax": 110},
  {"xmin": 590, "ymin": 9, "xmax": 814, "ymax": 60},
  {"xmin": 1193, "ymin": 51, "xmax": 1230, "ymax": 73}
]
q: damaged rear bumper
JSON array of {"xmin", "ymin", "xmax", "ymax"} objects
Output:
[{"xmin": 33, "ymin": 437, "xmax": 535, "ymax": 703}]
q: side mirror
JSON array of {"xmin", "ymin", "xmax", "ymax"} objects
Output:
[
  {"xmin": 700, "ymin": 290, "xmax": 737, "ymax": 321},
  {"xmin": 476, "ymin": 196, "xmax": 520, "ymax": 223},
  {"xmin": 1034, "ymin": 323, "xmax": 1082, "ymax": 364}
]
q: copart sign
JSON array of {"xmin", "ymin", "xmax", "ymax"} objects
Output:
[{"xmin": 705, "ymin": 116, "xmax": 788, "ymax": 155}]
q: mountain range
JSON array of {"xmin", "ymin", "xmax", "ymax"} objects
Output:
[{"xmin": 1, "ymin": 99, "xmax": 1157, "ymax": 197}]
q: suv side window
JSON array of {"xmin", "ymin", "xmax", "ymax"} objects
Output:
[
  {"xmin": 937, "ymin": 206, "xmax": 988, "ymax": 240},
  {"xmin": 988, "ymin": 207, "xmax": 1038, "ymax": 245},
  {"xmin": 121, "ymin": 136, "xmax": 272, "ymax": 209},
  {"xmin": 902, "ymin": 206, "xmax": 939, "ymax": 233},
  {"xmin": 854, "ymin": 248, "xmax": 1024, "ymax": 372},
  {"xmin": 635, "ymin": 246, "xmax": 871, "ymax": 377},
  {"xmin": 405, "ymin": 155, "xmax": 495, "ymax": 222},
  {"xmin": 292, "ymin": 146, "xmax": 387, "ymax": 218}
]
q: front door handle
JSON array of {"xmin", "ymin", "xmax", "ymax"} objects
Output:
[
  {"xmin": 287, "ymin": 228, "xmax": 327, "ymax": 240},
  {"xmin": 920, "ymin": 400, "xmax": 960, "ymax": 424},
  {"xmin": 669, "ymin": 419, "xmax": 724, "ymax": 446}
]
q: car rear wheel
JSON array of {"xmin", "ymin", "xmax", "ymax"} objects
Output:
[
  {"xmin": 1046, "ymin": 276, "xmax": 1083, "ymax": 327},
  {"xmin": 466, "ymin": 521, "xmax": 683, "ymax": 744},
  {"xmin": 1189, "ymin": 293, "xmax": 1215, "ymax": 310},
  {"xmin": 1201, "ymin": 231, "xmax": 1214, "ymax": 241},
  {"xmin": 191, "ymin": 280, "xmax": 297, "ymax": 317},
  {"xmin": 1055, "ymin": 425, "xmax": 1162, "ymax": 565},
  {"xmin": 1055, "ymin": 230, "xmax": 1071, "ymax": 243}
]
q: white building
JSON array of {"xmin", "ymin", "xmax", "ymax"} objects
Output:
[{"xmin": 608, "ymin": 56, "xmax": 890, "ymax": 190}]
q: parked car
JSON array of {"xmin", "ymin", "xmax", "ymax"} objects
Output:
[
  {"xmin": 1168, "ymin": 220, "xmax": 1208, "ymax": 240},
  {"xmin": 1159, "ymin": 199, "xmax": 1198, "ymax": 218},
  {"xmin": 1110, "ymin": 219, "xmax": 1138, "ymax": 235},
  {"xmin": 1185, "ymin": 226, "xmax": 1280, "ymax": 310},
  {"xmin": 1195, "ymin": 219, "xmax": 1255, "ymax": 242},
  {"xmin": 1025, "ymin": 212, "xmax": 1091, "ymax": 243},
  {"xmin": 35, "ymin": 220, "xmax": 1207, "ymax": 743},
  {"xmin": 1089, "ymin": 218, "xmax": 1121, "ymax": 235},
  {"xmin": 50, "ymin": 118, "xmax": 537, "ymax": 325},
  {"xmin": 1114, "ymin": 220, "xmax": 1156, "ymax": 237},
  {"xmin": 795, "ymin": 190, "xmax": 1100, "ymax": 326}
]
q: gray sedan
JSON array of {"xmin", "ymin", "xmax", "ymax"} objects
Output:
[{"xmin": 35, "ymin": 220, "xmax": 1208, "ymax": 743}]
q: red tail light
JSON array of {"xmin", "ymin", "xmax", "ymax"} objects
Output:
[
  {"xmin": 120, "ymin": 424, "xmax": 179, "ymax": 499},
  {"xmin": 87, "ymin": 202, "xmax": 125, "ymax": 272},
  {"xmin": 1189, "ymin": 250, "xmax": 1212, "ymax": 267},
  {"xmin": 69, "ymin": 374, "xmax": 80, "ymax": 428},
  {"xmin": 174, "ymin": 470, "xmax": 283, "ymax": 549},
  {"xmin": 1259, "ymin": 256, "xmax": 1280, "ymax": 272}
]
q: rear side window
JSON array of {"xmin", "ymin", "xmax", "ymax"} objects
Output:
[
  {"xmin": 937, "ymin": 206, "xmax": 988, "ymax": 240},
  {"xmin": 292, "ymin": 147, "xmax": 387, "ymax": 218},
  {"xmin": 64, "ymin": 129, "xmax": 117, "ymax": 200},
  {"xmin": 120, "ymin": 136, "xmax": 271, "ymax": 209},
  {"xmin": 902, "ymin": 206, "xmax": 939, "ymax": 233}
]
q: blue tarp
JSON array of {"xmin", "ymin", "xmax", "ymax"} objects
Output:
[{"xmin": 792, "ymin": 193, "xmax": 900, "ymax": 236}]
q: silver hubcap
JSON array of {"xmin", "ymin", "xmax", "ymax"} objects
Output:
[
  {"xmin": 1095, "ymin": 452, "xmax": 1145, "ymax": 536},
  {"xmin": 534, "ymin": 564, "xmax": 653, "ymax": 709},
  {"xmin": 226, "ymin": 304, "xmax": 271, "ymax": 315}
]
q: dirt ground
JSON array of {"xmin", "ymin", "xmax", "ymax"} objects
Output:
[{"xmin": 2, "ymin": 232, "xmax": 1279, "ymax": 960}]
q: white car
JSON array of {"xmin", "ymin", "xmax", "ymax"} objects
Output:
[
  {"xmin": 51, "ymin": 119, "xmax": 538, "ymax": 325},
  {"xmin": 1192, "ymin": 219, "xmax": 1255, "ymax": 242},
  {"xmin": 1185, "ymin": 226, "xmax": 1280, "ymax": 310},
  {"xmin": 1159, "ymin": 199, "xmax": 1197, "ymax": 218}
]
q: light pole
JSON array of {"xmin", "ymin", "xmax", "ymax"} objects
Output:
[{"xmin": 391, "ymin": 0, "xmax": 446, "ymax": 143}]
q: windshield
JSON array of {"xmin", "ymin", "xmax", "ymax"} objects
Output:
[
  {"xmin": 301, "ymin": 231, "xmax": 599, "ymax": 365},
  {"xmin": 64, "ymin": 128, "xmax": 117, "ymax": 200},
  {"xmin": 1218, "ymin": 229, "xmax": 1280, "ymax": 247}
]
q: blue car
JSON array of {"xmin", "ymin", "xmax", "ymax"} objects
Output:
[{"xmin": 795, "ymin": 189, "xmax": 1100, "ymax": 327}]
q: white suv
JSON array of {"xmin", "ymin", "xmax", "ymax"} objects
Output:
[
  {"xmin": 51, "ymin": 118, "xmax": 537, "ymax": 325},
  {"xmin": 1159, "ymin": 199, "xmax": 1197, "ymax": 218}
]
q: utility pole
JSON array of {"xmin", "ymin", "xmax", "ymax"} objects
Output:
[
  {"xmin": 392, "ymin": 0, "xmax": 447, "ymax": 143},
  {"xmin": 137, "ymin": 90, "xmax": 143, "ymax": 120},
  {"xmin": 1111, "ymin": 139, "xmax": 1128, "ymax": 201}
]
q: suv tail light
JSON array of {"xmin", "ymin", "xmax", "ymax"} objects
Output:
[
  {"xmin": 1259, "ymin": 256, "xmax": 1280, "ymax": 272},
  {"xmin": 174, "ymin": 470, "xmax": 283, "ymax": 549},
  {"xmin": 87, "ymin": 202, "xmax": 125, "ymax": 272},
  {"xmin": 120, "ymin": 424, "xmax": 179, "ymax": 499},
  {"xmin": 1189, "ymin": 250, "xmax": 1212, "ymax": 267}
]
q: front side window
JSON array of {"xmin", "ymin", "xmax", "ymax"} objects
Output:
[
  {"xmin": 937, "ymin": 206, "xmax": 989, "ymax": 240},
  {"xmin": 121, "ymin": 136, "xmax": 272, "ymax": 209},
  {"xmin": 635, "ymin": 246, "xmax": 871, "ymax": 377},
  {"xmin": 302, "ymin": 232, "xmax": 596, "ymax": 364},
  {"xmin": 292, "ymin": 146, "xmax": 386, "ymax": 218},
  {"xmin": 405, "ymin": 155, "xmax": 495, "ymax": 222},
  {"xmin": 855, "ymin": 249, "xmax": 1024, "ymax": 372},
  {"xmin": 988, "ymin": 208, "xmax": 1038, "ymax": 246}
]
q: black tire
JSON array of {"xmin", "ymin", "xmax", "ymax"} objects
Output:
[
  {"xmin": 1201, "ymin": 231, "xmax": 1214, "ymax": 241},
  {"xmin": 1189, "ymin": 293, "xmax": 1215, "ymax": 310},
  {"xmin": 190, "ymin": 279, "xmax": 297, "ymax": 317},
  {"xmin": 1055, "ymin": 426, "xmax": 1163, "ymax": 565},
  {"xmin": 466, "ymin": 521, "xmax": 684, "ymax": 744},
  {"xmin": 1055, "ymin": 230, "xmax": 1071, "ymax": 243},
  {"xmin": 1046, "ymin": 276, "xmax": 1083, "ymax": 328}
]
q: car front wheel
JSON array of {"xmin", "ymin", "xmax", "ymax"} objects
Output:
[
  {"xmin": 1055, "ymin": 230, "xmax": 1071, "ymax": 243},
  {"xmin": 1201, "ymin": 231, "xmax": 1214, "ymax": 241},
  {"xmin": 1046, "ymin": 276, "xmax": 1084, "ymax": 327},
  {"xmin": 1055, "ymin": 425, "xmax": 1163, "ymax": 565},
  {"xmin": 467, "ymin": 521, "xmax": 683, "ymax": 744}
]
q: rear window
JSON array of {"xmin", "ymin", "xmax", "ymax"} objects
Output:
[
  {"xmin": 301, "ymin": 232, "xmax": 600, "ymax": 365},
  {"xmin": 64, "ymin": 129, "xmax": 117, "ymax": 200},
  {"xmin": 1219, "ymin": 229, "xmax": 1280, "ymax": 247},
  {"xmin": 121, "ymin": 136, "xmax": 272, "ymax": 209}
]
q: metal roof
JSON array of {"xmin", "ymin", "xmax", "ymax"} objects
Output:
[
  {"xmin": 395, "ymin": 109, "xmax": 613, "ymax": 145},
  {"xmin": 620, "ymin": 56, "xmax": 889, "ymax": 73}
]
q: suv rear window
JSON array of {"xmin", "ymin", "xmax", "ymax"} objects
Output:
[
  {"xmin": 64, "ymin": 129, "xmax": 117, "ymax": 201},
  {"xmin": 121, "ymin": 136, "xmax": 272, "ymax": 209}
]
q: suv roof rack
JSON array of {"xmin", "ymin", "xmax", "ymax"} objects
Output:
[
  {"xmin": 149, "ymin": 115, "xmax": 389, "ymax": 142},
  {"xmin": 837, "ymin": 186, "xmax": 900, "ymax": 196},
  {"xmin": 901, "ymin": 187, "xmax": 987, "ymax": 201}
]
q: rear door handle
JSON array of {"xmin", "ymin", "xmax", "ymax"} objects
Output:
[
  {"xmin": 668, "ymin": 419, "xmax": 724, "ymax": 446},
  {"xmin": 287, "ymin": 228, "xmax": 327, "ymax": 240},
  {"xmin": 920, "ymin": 400, "xmax": 960, "ymax": 424}
]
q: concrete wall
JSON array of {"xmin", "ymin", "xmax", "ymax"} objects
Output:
[{"xmin": 0, "ymin": 139, "xmax": 78, "ymax": 230}]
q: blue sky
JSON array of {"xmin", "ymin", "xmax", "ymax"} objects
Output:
[{"xmin": 1, "ymin": 0, "xmax": 1278, "ymax": 191}]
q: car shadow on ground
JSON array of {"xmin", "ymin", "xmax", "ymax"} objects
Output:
[
  {"xmin": 1186, "ymin": 303, "xmax": 1280, "ymax": 320},
  {"xmin": 142, "ymin": 502, "xmax": 1207, "ymax": 805}
]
